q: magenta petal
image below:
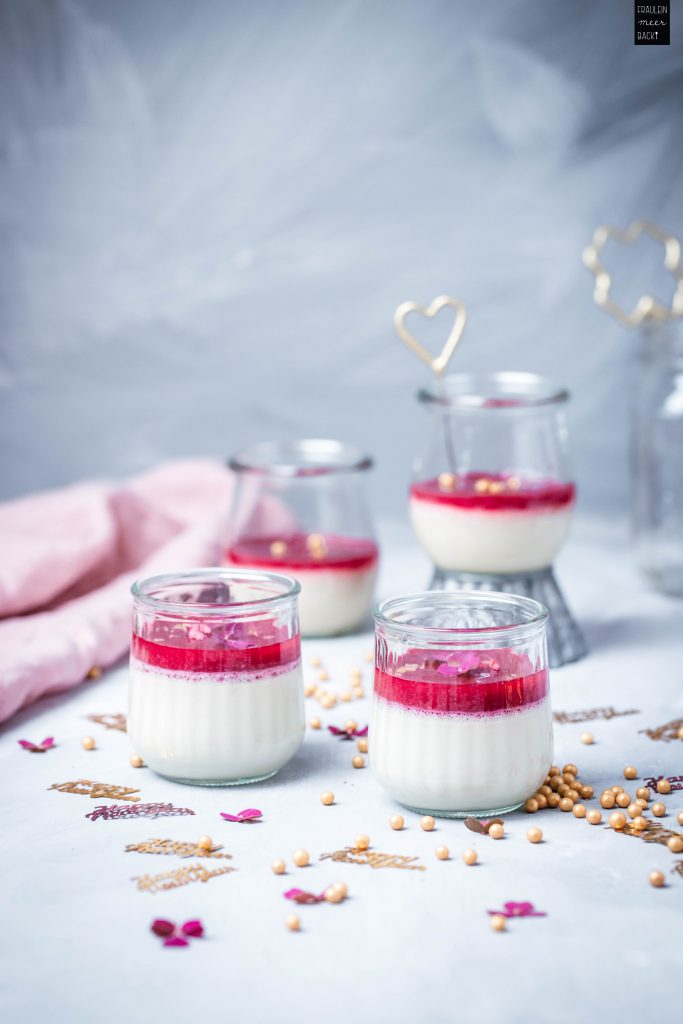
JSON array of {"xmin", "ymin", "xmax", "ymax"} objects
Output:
[
  {"xmin": 284, "ymin": 888, "xmax": 305, "ymax": 900},
  {"xmin": 237, "ymin": 808, "xmax": 262, "ymax": 820},
  {"xmin": 356, "ymin": 726, "xmax": 369, "ymax": 736},
  {"xmin": 181, "ymin": 920, "xmax": 204, "ymax": 937},
  {"xmin": 220, "ymin": 813, "xmax": 241, "ymax": 821},
  {"xmin": 151, "ymin": 919, "xmax": 176, "ymax": 936},
  {"xmin": 163, "ymin": 936, "xmax": 189, "ymax": 947},
  {"xmin": 328, "ymin": 726, "xmax": 343, "ymax": 736},
  {"xmin": 18, "ymin": 740, "xmax": 39, "ymax": 751},
  {"xmin": 40, "ymin": 737, "xmax": 55, "ymax": 749}
]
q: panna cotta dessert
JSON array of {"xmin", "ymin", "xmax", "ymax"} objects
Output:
[
  {"xmin": 129, "ymin": 569, "xmax": 304, "ymax": 785},
  {"xmin": 409, "ymin": 472, "xmax": 575, "ymax": 574},
  {"xmin": 370, "ymin": 591, "xmax": 552, "ymax": 816},
  {"xmin": 226, "ymin": 533, "xmax": 378, "ymax": 637}
]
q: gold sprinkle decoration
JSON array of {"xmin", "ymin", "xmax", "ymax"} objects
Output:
[
  {"xmin": 133, "ymin": 862, "xmax": 236, "ymax": 894},
  {"xmin": 672, "ymin": 861, "xmax": 683, "ymax": 878},
  {"xmin": 320, "ymin": 847, "xmax": 426, "ymax": 871},
  {"xmin": 125, "ymin": 839, "xmax": 233, "ymax": 859},
  {"xmin": 553, "ymin": 707, "xmax": 639, "ymax": 725},
  {"xmin": 640, "ymin": 718, "xmax": 683, "ymax": 743},
  {"xmin": 49, "ymin": 780, "xmax": 141, "ymax": 802},
  {"xmin": 86, "ymin": 713, "xmax": 127, "ymax": 732},
  {"xmin": 608, "ymin": 818, "xmax": 683, "ymax": 848}
]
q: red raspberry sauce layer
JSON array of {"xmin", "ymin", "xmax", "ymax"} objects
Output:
[
  {"xmin": 374, "ymin": 648, "xmax": 548, "ymax": 716},
  {"xmin": 132, "ymin": 633, "xmax": 300, "ymax": 674},
  {"xmin": 226, "ymin": 533, "xmax": 378, "ymax": 571},
  {"xmin": 410, "ymin": 474, "xmax": 575, "ymax": 512}
]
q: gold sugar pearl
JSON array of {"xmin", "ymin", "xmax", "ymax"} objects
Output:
[
  {"xmin": 587, "ymin": 810, "xmax": 602, "ymax": 825},
  {"xmin": 462, "ymin": 848, "xmax": 478, "ymax": 865},
  {"xmin": 563, "ymin": 763, "xmax": 578, "ymax": 776},
  {"xmin": 635, "ymin": 798, "xmax": 648, "ymax": 810},
  {"xmin": 600, "ymin": 793, "xmax": 616, "ymax": 809},
  {"xmin": 611, "ymin": 786, "xmax": 624, "ymax": 794},
  {"xmin": 390, "ymin": 815, "xmax": 404, "ymax": 831},
  {"xmin": 547, "ymin": 793, "xmax": 561, "ymax": 808},
  {"xmin": 324, "ymin": 885, "xmax": 345, "ymax": 904},
  {"xmin": 677, "ymin": 725, "xmax": 683, "ymax": 740},
  {"xmin": 129, "ymin": 753, "xmax": 144, "ymax": 768},
  {"xmin": 616, "ymin": 793, "xmax": 631, "ymax": 808},
  {"xmin": 527, "ymin": 827, "xmax": 543, "ymax": 843},
  {"xmin": 624, "ymin": 765, "xmax": 638, "ymax": 780},
  {"xmin": 286, "ymin": 914, "xmax": 301, "ymax": 931},
  {"xmin": 580, "ymin": 732, "xmax": 594, "ymax": 745},
  {"xmin": 678, "ymin": 811, "xmax": 683, "ymax": 826},
  {"xmin": 632, "ymin": 816, "xmax": 647, "ymax": 831},
  {"xmin": 667, "ymin": 836, "xmax": 683, "ymax": 853},
  {"xmin": 310, "ymin": 718, "xmax": 321, "ymax": 730},
  {"xmin": 573, "ymin": 804, "xmax": 586, "ymax": 818},
  {"xmin": 636, "ymin": 787, "xmax": 651, "ymax": 801},
  {"xmin": 352, "ymin": 755, "xmax": 366, "ymax": 769},
  {"xmin": 310, "ymin": 656, "xmax": 322, "ymax": 668},
  {"xmin": 557, "ymin": 785, "xmax": 570, "ymax": 797},
  {"xmin": 332, "ymin": 881, "xmax": 348, "ymax": 898},
  {"xmin": 608, "ymin": 812, "xmax": 627, "ymax": 830},
  {"xmin": 364, "ymin": 651, "xmax": 373, "ymax": 662},
  {"xmin": 567, "ymin": 789, "xmax": 580, "ymax": 802},
  {"xmin": 317, "ymin": 670, "xmax": 329, "ymax": 682},
  {"xmin": 651, "ymin": 802, "xmax": 666, "ymax": 817},
  {"xmin": 340, "ymin": 691, "xmax": 352, "ymax": 702},
  {"xmin": 81, "ymin": 736, "xmax": 96, "ymax": 751},
  {"xmin": 490, "ymin": 914, "xmax": 507, "ymax": 932},
  {"xmin": 272, "ymin": 859, "xmax": 286, "ymax": 875},
  {"xmin": 197, "ymin": 835, "xmax": 213, "ymax": 851},
  {"xmin": 656, "ymin": 779, "xmax": 672, "ymax": 795},
  {"xmin": 539, "ymin": 785, "xmax": 552, "ymax": 796},
  {"xmin": 345, "ymin": 720, "xmax": 358, "ymax": 733},
  {"xmin": 357, "ymin": 738, "xmax": 368, "ymax": 754},
  {"xmin": 506, "ymin": 477, "xmax": 521, "ymax": 490},
  {"xmin": 649, "ymin": 870, "xmax": 666, "ymax": 889},
  {"xmin": 535, "ymin": 794, "xmax": 548, "ymax": 809},
  {"xmin": 548, "ymin": 767, "xmax": 561, "ymax": 777},
  {"xmin": 435, "ymin": 846, "xmax": 450, "ymax": 860},
  {"xmin": 627, "ymin": 804, "xmax": 641, "ymax": 819},
  {"xmin": 293, "ymin": 849, "xmax": 310, "ymax": 867},
  {"xmin": 421, "ymin": 816, "xmax": 436, "ymax": 832},
  {"xmin": 351, "ymin": 667, "xmax": 362, "ymax": 679},
  {"xmin": 580, "ymin": 785, "xmax": 594, "ymax": 799},
  {"xmin": 321, "ymin": 696, "xmax": 336, "ymax": 709},
  {"xmin": 489, "ymin": 823, "xmax": 505, "ymax": 840},
  {"xmin": 474, "ymin": 478, "xmax": 490, "ymax": 494},
  {"xmin": 355, "ymin": 834, "xmax": 370, "ymax": 850},
  {"xmin": 304, "ymin": 683, "xmax": 316, "ymax": 698},
  {"xmin": 270, "ymin": 540, "xmax": 287, "ymax": 557},
  {"xmin": 559, "ymin": 797, "xmax": 574, "ymax": 812},
  {"xmin": 438, "ymin": 472, "xmax": 457, "ymax": 490},
  {"xmin": 524, "ymin": 798, "xmax": 539, "ymax": 813},
  {"xmin": 320, "ymin": 791, "xmax": 335, "ymax": 806}
]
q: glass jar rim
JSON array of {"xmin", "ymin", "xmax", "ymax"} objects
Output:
[
  {"xmin": 418, "ymin": 372, "xmax": 569, "ymax": 409},
  {"xmin": 131, "ymin": 568, "xmax": 301, "ymax": 615},
  {"xmin": 229, "ymin": 439, "xmax": 373, "ymax": 476},
  {"xmin": 374, "ymin": 590, "xmax": 548, "ymax": 645}
]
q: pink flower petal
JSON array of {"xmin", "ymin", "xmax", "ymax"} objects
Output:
[
  {"xmin": 284, "ymin": 888, "xmax": 325, "ymax": 904},
  {"xmin": 18, "ymin": 740, "xmax": 40, "ymax": 751},
  {"xmin": 220, "ymin": 813, "xmax": 241, "ymax": 822},
  {"xmin": 356, "ymin": 726, "xmax": 369, "ymax": 737},
  {"xmin": 151, "ymin": 919, "xmax": 176, "ymax": 936},
  {"xmin": 40, "ymin": 737, "xmax": 55, "ymax": 749},
  {"xmin": 163, "ymin": 936, "xmax": 189, "ymax": 947},
  {"xmin": 181, "ymin": 920, "xmax": 204, "ymax": 938},
  {"xmin": 237, "ymin": 808, "xmax": 262, "ymax": 821}
]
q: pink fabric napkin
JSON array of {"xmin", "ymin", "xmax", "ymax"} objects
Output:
[{"xmin": 0, "ymin": 459, "xmax": 233, "ymax": 724}]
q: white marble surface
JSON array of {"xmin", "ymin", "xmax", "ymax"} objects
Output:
[{"xmin": 1, "ymin": 521, "xmax": 682, "ymax": 1024}]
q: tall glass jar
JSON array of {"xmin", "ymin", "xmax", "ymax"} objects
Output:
[
  {"xmin": 370, "ymin": 590, "xmax": 552, "ymax": 817},
  {"xmin": 632, "ymin": 324, "xmax": 683, "ymax": 594},
  {"xmin": 224, "ymin": 440, "xmax": 378, "ymax": 637},
  {"xmin": 129, "ymin": 569, "xmax": 304, "ymax": 785}
]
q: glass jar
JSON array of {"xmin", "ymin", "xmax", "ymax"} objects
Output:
[
  {"xmin": 410, "ymin": 372, "xmax": 575, "ymax": 578},
  {"xmin": 129, "ymin": 569, "xmax": 304, "ymax": 785},
  {"xmin": 370, "ymin": 591, "xmax": 552, "ymax": 817},
  {"xmin": 632, "ymin": 324, "xmax": 683, "ymax": 594},
  {"xmin": 224, "ymin": 439, "xmax": 378, "ymax": 637}
]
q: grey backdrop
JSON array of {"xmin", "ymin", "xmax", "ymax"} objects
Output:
[{"xmin": 1, "ymin": 0, "xmax": 682, "ymax": 518}]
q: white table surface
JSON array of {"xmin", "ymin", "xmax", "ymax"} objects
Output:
[{"xmin": 2, "ymin": 519, "xmax": 682, "ymax": 1024}]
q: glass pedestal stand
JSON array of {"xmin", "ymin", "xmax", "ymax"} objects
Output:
[{"xmin": 429, "ymin": 567, "xmax": 587, "ymax": 668}]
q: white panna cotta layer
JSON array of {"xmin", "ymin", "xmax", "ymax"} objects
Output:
[
  {"xmin": 295, "ymin": 564, "xmax": 377, "ymax": 636},
  {"xmin": 129, "ymin": 659, "xmax": 305, "ymax": 783},
  {"xmin": 370, "ymin": 698, "xmax": 552, "ymax": 814},
  {"xmin": 409, "ymin": 499, "xmax": 573, "ymax": 573}
]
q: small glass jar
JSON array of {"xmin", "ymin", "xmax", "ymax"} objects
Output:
[
  {"xmin": 410, "ymin": 372, "xmax": 575, "ymax": 578},
  {"xmin": 129, "ymin": 569, "xmax": 304, "ymax": 785},
  {"xmin": 632, "ymin": 324, "xmax": 683, "ymax": 594},
  {"xmin": 370, "ymin": 591, "xmax": 552, "ymax": 817},
  {"xmin": 224, "ymin": 439, "xmax": 378, "ymax": 637}
]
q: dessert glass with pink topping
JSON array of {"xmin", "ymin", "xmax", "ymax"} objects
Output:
[
  {"xmin": 371, "ymin": 591, "xmax": 552, "ymax": 817},
  {"xmin": 224, "ymin": 440, "xmax": 378, "ymax": 637},
  {"xmin": 129, "ymin": 569, "xmax": 304, "ymax": 785},
  {"xmin": 409, "ymin": 372, "xmax": 585, "ymax": 666}
]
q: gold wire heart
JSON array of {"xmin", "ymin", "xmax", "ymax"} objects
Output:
[
  {"xmin": 583, "ymin": 219, "xmax": 683, "ymax": 328},
  {"xmin": 393, "ymin": 295, "xmax": 467, "ymax": 376}
]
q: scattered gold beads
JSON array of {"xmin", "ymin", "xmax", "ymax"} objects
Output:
[
  {"xmin": 652, "ymin": 802, "xmax": 666, "ymax": 817},
  {"xmin": 304, "ymin": 683, "xmax": 316, "ymax": 698},
  {"xmin": 474, "ymin": 478, "xmax": 489, "ymax": 494},
  {"xmin": 624, "ymin": 765, "xmax": 638, "ymax": 780},
  {"xmin": 310, "ymin": 656, "xmax": 322, "ymax": 668},
  {"xmin": 345, "ymin": 720, "xmax": 358, "ymax": 733},
  {"xmin": 390, "ymin": 814, "xmax": 404, "ymax": 831},
  {"xmin": 421, "ymin": 816, "xmax": 436, "ymax": 832},
  {"xmin": 678, "ymin": 811, "xmax": 683, "ymax": 826},
  {"xmin": 340, "ymin": 691, "xmax": 351, "ymax": 702},
  {"xmin": 616, "ymin": 793, "xmax": 631, "ymax": 809},
  {"xmin": 270, "ymin": 540, "xmax": 287, "ymax": 557},
  {"xmin": 636, "ymin": 787, "xmax": 651, "ymax": 801},
  {"xmin": 272, "ymin": 859, "xmax": 286, "ymax": 875},
  {"xmin": 438, "ymin": 472, "xmax": 457, "ymax": 490},
  {"xmin": 463, "ymin": 848, "xmax": 478, "ymax": 865},
  {"xmin": 656, "ymin": 779, "xmax": 671, "ymax": 795},
  {"xmin": 129, "ymin": 753, "xmax": 143, "ymax": 768},
  {"xmin": 649, "ymin": 870, "xmax": 666, "ymax": 889},
  {"xmin": 310, "ymin": 718, "xmax": 321, "ymax": 729},
  {"xmin": 563, "ymin": 763, "xmax": 578, "ymax": 776},
  {"xmin": 320, "ymin": 791, "xmax": 335, "ymax": 806},
  {"xmin": 324, "ymin": 883, "xmax": 347, "ymax": 903},
  {"xmin": 286, "ymin": 914, "xmax": 301, "ymax": 931},
  {"xmin": 627, "ymin": 804, "xmax": 641, "ymax": 819},
  {"xmin": 355, "ymin": 834, "xmax": 370, "ymax": 850},
  {"xmin": 608, "ymin": 812, "xmax": 627, "ymax": 830},
  {"xmin": 357, "ymin": 738, "xmax": 368, "ymax": 754},
  {"xmin": 352, "ymin": 755, "xmax": 365, "ymax": 769},
  {"xmin": 317, "ymin": 670, "xmax": 329, "ymax": 682},
  {"xmin": 573, "ymin": 804, "xmax": 586, "ymax": 819},
  {"xmin": 524, "ymin": 798, "xmax": 539, "ymax": 813},
  {"xmin": 197, "ymin": 835, "xmax": 213, "ymax": 851},
  {"xmin": 81, "ymin": 736, "xmax": 95, "ymax": 751},
  {"xmin": 559, "ymin": 797, "xmax": 574, "ymax": 812},
  {"xmin": 527, "ymin": 827, "xmax": 543, "ymax": 843},
  {"xmin": 667, "ymin": 836, "xmax": 683, "ymax": 853},
  {"xmin": 489, "ymin": 823, "xmax": 505, "ymax": 840},
  {"xmin": 580, "ymin": 785, "xmax": 594, "ymax": 799},
  {"xmin": 293, "ymin": 849, "xmax": 310, "ymax": 867},
  {"xmin": 580, "ymin": 732, "xmax": 594, "ymax": 745},
  {"xmin": 632, "ymin": 816, "xmax": 648, "ymax": 831},
  {"xmin": 600, "ymin": 792, "xmax": 616, "ymax": 809},
  {"xmin": 547, "ymin": 793, "xmax": 560, "ymax": 808},
  {"xmin": 587, "ymin": 810, "xmax": 602, "ymax": 825},
  {"xmin": 435, "ymin": 846, "xmax": 450, "ymax": 860},
  {"xmin": 364, "ymin": 651, "xmax": 373, "ymax": 663},
  {"xmin": 490, "ymin": 914, "xmax": 507, "ymax": 932}
]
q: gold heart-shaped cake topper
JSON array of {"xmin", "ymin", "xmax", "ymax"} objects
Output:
[
  {"xmin": 583, "ymin": 219, "xmax": 683, "ymax": 328},
  {"xmin": 393, "ymin": 295, "xmax": 467, "ymax": 376}
]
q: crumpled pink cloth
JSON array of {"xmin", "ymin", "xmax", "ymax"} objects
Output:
[{"xmin": 0, "ymin": 459, "xmax": 233, "ymax": 724}]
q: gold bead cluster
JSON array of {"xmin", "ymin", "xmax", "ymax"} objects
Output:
[{"xmin": 305, "ymin": 657, "xmax": 366, "ymax": 711}]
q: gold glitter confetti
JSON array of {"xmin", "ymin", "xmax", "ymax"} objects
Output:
[
  {"xmin": 609, "ymin": 818, "xmax": 683, "ymax": 848},
  {"xmin": 640, "ymin": 718, "xmax": 683, "ymax": 742},
  {"xmin": 125, "ymin": 838, "xmax": 233, "ymax": 859},
  {"xmin": 553, "ymin": 707, "xmax": 639, "ymax": 725},
  {"xmin": 320, "ymin": 847, "xmax": 426, "ymax": 871},
  {"xmin": 86, "ymin": 713, "xmax": 127, "ymax": 732},
  {"xmin": 133, "ymin": 862, "xmax": 236, "ymax": 893},
  {"xmin": 49, "ymin": 780, "xmax": 140, "ymax": 802}
]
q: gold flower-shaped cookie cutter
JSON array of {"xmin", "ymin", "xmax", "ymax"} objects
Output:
[{"xmin": 583, "ymin": 219, "xmax": 683, "ymax": 328}]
